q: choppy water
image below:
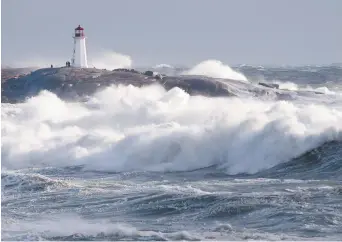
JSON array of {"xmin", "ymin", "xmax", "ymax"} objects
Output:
[{"xmin": 2, "ymin": 63, "xmax": 342, "ymax": 240}]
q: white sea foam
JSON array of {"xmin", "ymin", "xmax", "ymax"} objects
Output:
[
  {"xmin": 3, "ymin": 50, "xmax": 133, "ymax": 70},
  {"xmin": 268, "ymin": 81, "xmax": 342, "ymax": 95},
  {"xmin": 89, "ymin": 51, "xmax": 132, "ymax": 70},
  {"xmin": 153, "ymin": 63, "xmax": 174, "ymax": 69},
  {"xmin": 1, "ymin": 214, "xmax": 199, "ymax": 241},
  {"xmin": 183, "ymin": 59, "xmax": 248, "ymax": 82},
  {"xmin": 2, "ymin": 84, "xmax": 342, "ymax": 174}
]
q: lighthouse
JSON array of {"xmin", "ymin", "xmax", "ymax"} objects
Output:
[{"xmin": 71, "ymin": 25, "xmax": 88, "ymax": 68}]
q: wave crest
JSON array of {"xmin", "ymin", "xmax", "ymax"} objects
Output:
[
  {"xmin": 183, "ymin": 60, "xmax": 248, "ymax": 82},
  {"xmin": 2, "ymin": 85, "xmax": 342, "ymax": 174},
  {"xmin": 2, "ymin": 215, "xmax": 199, "ymax": 241},
  {"xmin": 90, "ymin": 51, "xmax": 132, "ymax": 70}
]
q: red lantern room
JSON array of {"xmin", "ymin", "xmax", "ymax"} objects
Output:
[{"xmin": 74, "ymin": 25, "xmax": 85, "ymax": 37}]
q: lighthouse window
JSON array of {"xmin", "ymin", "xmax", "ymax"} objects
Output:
[{"xmin": 75, "ymin": 29, "xmax": 83, "ymax": 37}]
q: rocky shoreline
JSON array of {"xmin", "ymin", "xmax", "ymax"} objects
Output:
[{"xmin": 2, "ymin": 66, "xmax": 325, "ymax": 104}]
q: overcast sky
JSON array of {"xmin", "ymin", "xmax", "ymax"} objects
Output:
[{"xmin": 2, "ymin": 0, "xmax": 342, "ymax": 67}]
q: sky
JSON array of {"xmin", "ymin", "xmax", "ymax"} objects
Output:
[{"xmin": 1, "ymin": 0, "xmax": 342, "ymax": 67}]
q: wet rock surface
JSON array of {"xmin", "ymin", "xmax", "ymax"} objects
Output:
[{"xmin": 1, "ymin": 67, "xmax": 323, "ymax": 103}]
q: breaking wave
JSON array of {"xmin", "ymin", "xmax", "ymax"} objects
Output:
[
  {"xmin": 183, "ymin": 59, "xmax": 248, "ymax": 82},
  {"xmin": 89, "ymin": 51, "xmax": 132, "ymax": 70},
  {"xmin": 1, "ymin": 215, "xmax": 200, "ymax": 241},
  {"xmin": 269, "ymin": 81, "xmax": 342, "ymax": 95},
  {"xmin": 153, "ymin": 63, "xmax": 174, "ymax": 69},
  {"xmin": 1, "ymin": 171, "xmax": 69, "ymax": 193},
  {"xmin": 2, "ymin": 84, "xmax": 342, "ymax": 174}
]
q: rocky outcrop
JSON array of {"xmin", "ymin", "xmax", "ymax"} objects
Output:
[
  {"xmin": 1, "ymin": 66, "xmax": 325, "ymax": 104},
  {"xmin": 258, "ymin": 82, "xmax": 279, "ymax": 89},
  {"xmin": 113, "ymin": 68, "xmax": 140, "ymax": 74},
  {"xmin": 1, "ymin": 67, "xmax": 37, "ymax": 83}
]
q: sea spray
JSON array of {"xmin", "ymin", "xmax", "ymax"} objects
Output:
[
  {"xmin": 183, "ymin": 59, "xmax": 248, "ymax": 82},
  {"xmin": 2, "ymin": 84, "xmax": 342, "ymax": 173}
]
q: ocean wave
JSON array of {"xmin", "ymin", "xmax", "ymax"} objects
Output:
[
  {"xmin": 2, "ymin": 174, "xmax": 341, "ymax": 240},
  {"xmin": 183, "ymin": 59, "xmax": 248, "ymax": 82},
  {"xmin": 258, "ymin": 140, "xmax": 342, "ymax": 180},
  {"xmin": 1, "ymin": 215, "xmax": 200, "ymax": 241},
  {"xmin": 153, "ymin": 63, "xmax": 174, "ymax": 69},
  {"xmin": 1, "ymin": 171, "xmax": 70, "ymax": 193},
  {"xmin": 2, "ymin": 84, "xmax": 342, "ymax": 174},
  {"xmin": 266, "ymin": 81, "xmax": 342, "ymax": 95},
  {"xmin": 89, "ymin": 51, "xmax": 132, "ymax": 70}
]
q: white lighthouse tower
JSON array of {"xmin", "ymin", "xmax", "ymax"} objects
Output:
[{"xmin": 71, "ymin": 25, "xmax": 88, "ymax": 68}]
